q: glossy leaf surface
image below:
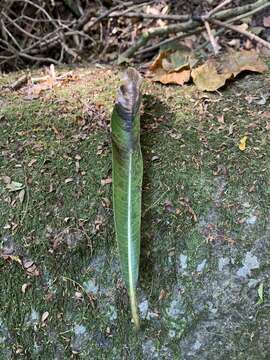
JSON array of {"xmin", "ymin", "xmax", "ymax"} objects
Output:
[{"xmin": 111, "ymin": 68, "xmax": 143, "ymax": 329}]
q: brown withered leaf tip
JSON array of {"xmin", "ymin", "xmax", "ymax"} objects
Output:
[{"xmin": 117, "ymin": 68, "xmax": 142, "ymax": 116}]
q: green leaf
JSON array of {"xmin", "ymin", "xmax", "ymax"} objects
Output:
[{"xmin": 111, "ymin": 68, "xmax": 143, "ymax": 329}]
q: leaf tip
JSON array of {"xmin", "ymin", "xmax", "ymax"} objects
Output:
[{"xmin": 116, "ymin": 68, "xmax": 142, "ymax": 120}]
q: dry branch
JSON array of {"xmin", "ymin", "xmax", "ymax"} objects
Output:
[
  {"xmin": 204, "ymin": 21, "xmax": 220, "ymax": 55},
  {"xmin": 214, "ymin": 0, "xmax": 268, "ymax": 20},
  {"xmin": 205, "ymin": 0, "xmax": 233, "ymax": 18},
  {"xmin": 8, "ymin": 74, "xmax": 28, "ymax": 90},
  {"xmin": 136, "ymin": 28, "xmax": 204, "ymax": 55},
  {"xmin": 0, "ymin": 0, "xmax": 269, "ymax": 70},
  {"xmin": 109, "ymin": 12, "xmax": 190, "ymax": 22},
  {"xmin": 119, "ymin": 0, "xmax": 270, "ymax": 61},
  {"xmin": 83, "ymin": 3, "xmax": 130, "ymax": 32},
  {"xmin": 209, "ymin": 18, "xmax": 270, "ymax": 50}
]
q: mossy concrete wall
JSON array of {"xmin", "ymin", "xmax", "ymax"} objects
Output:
[{"xmin": 0, "ymin": 65, "xmax": 270, "ymax": 359}]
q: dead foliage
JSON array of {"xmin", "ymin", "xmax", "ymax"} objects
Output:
[{"xmin": 0, "ymin": 1, "xmax": 270, "ymax": 71}]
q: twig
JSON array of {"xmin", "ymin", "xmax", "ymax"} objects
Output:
[
  {"xmin": 109, "ymin": 12, "xmax": 190, "ymax": 22},
  {"xmin": 214, "ymin": 0, "xmax": 268, "ymax": 20},
  {"xmin": 0, "ymin": 54, "xmax": 16, "ymax": 61},
  {"xmin": 1, "ymin": 12, "xmax": 40, "ymax": 40},
  {"xmin": 195, "ymin": 27, "xmax": 225, "ymax": 53},
  {"xmin": 22, "ymin": 15, "xmax": 70, "ymax": 23},
  {"xmin": 62, "ymin": 42, "xmax": 80, "ymax": 60},
  {"xmin": 16, "ymin": 167, "xmax": 30, "ymax": 232},
  {"xmin": 62, "ymin": 0, "xmax": 81, "ymax": 18},
  {"xmin": 82, "ymin": 1, "xmax": 133, "ymax": 32},
  {"xmin": 8, "ymin": 74, "xmax": 28, "ymax": 90},
  {"xmin": 203, "ymin": 0, "xmax": 232, "ymax": 55},
  {"xmin": 136, "ymin": 27, "xmax": 204, "ymax": 55},
  {"xmin": 226, "ymin": 1, "xmax": 270, "ymax": 24},
  {"xmin": 119, "ymin": 19, "xmax": 197, "ymax": 61},
  {"xmin": 62, "ymin": 276, "xmax": 92, "ymax": 298},
  {"xmin": 196, "ymin": 1, "xmax": 270, "ymax": 52},
  {"xmin": 22, "ymin": 30, "xmax": 63, "ymax": 54},
  {"xmin": 1, "ymin": 22, "xmax": 22, "ymax": 50},
  {"xmin": 143, "ymin": 188, "xmax": 169, "ymax": 217},
  {"xmin": 13, "ymin": 0, "xmax": 58, "ymax": 29},
  {"xmin": 209, "ymin": 18, "xmax": 270, "ymax": 50},
  {"xmin": 83, "ymin": 5, "xmax": 122, "ymax": 32},
  {"xmin": 19, "ymin": 52, "xmax": 61, "ymax": 65},
  {"xmin": 0, "ymin": 38, "xmax": 19, "ymax": 55},
  {"xmin": 118, "ymin": 0, "xmax": 155, "ymax": 15},
  {"xmin": 204, "ymin": 20, "xmax": 220, "ymax": 55},
  {"xmin": 1, "ymin": 0, "xmax": 269, "ymax": 69},
  {"xmin": 206, "ymin": 0, "xmax": 233, "ymax": 18},
  {"xmin": 119, "ymin": 0, "xmax": 269, "ymax": 60}
]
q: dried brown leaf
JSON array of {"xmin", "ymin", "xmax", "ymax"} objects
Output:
[
  {"xmin": 65, "ymin": 178, "xmax": 73, "ymax": 184},
  {"xmin": 191, "ymin": 60, "xmax": 231, "ymax": 91},
  {"xmin": 223, "ymin": 50, "xmax": 268, "ymax": 76},
  {"xmin": 149, "ymin": 51, "xmax": 168, "ymax": 71},
  {"xmin": 41, "ymin": 311, "xmax": 49, "ymax": 323},
  {"xmin": 26, "ymin": 264, "xmax": 40, "ymax": 277},
  {"xmin": 101, "ymin": 177, "xmax": 112, "ymax": 186},
  {"xmin": 155, "ymin": 69, "xmax": 191, "ymax": 85},
  {"xmin": 28, "ymin": 159, "xmax": 37, "ymax": 167},
  {"xmin": 101, "ymin": 197, "xmax": 111, "ymax": 208},
  {"xmin": 191, "ymin": 50, "xmax": 267, "ymax": 91},
  {"xmin": 22, "ymin": 259, "xmax": 34, "ymax": 269},
  {"xmin": 158, "ymin": 289, "xmax": 167, "ymax": 301},
  {"xmin": 148, "ymin": 49, "xmax": 195, "ymax": 86},
  {"xmin": 21, "ymin": 283, "xmax": 31, "ymax": 294},
  {"xmin": 2, "ymin": 255, "xmax": 22, "ymax": 264}
]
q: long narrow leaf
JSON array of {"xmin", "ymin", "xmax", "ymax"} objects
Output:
[{"xmin": 111, "ymin": 68, "xmax": 143, "ymax": 329}]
